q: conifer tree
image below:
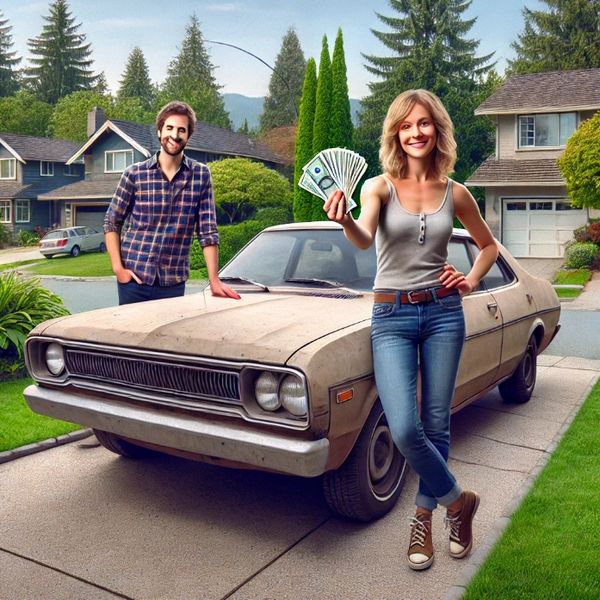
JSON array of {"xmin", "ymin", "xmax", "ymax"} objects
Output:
[
  {"xmin": 0, "ymin": 10, "xmax": 20, "ymax": 97},
  {"xmin": 25, "ymin": 0, "xmax": 97, "ymax": 104},
  {"xmin": 160, "ymin": 15, "xmax": 231, "ymax": 129},
  {"xmin": 330, "ymin": 28, "xmax": 353, "ymax": 149},
  {"xmin": 312, "ymin": 36, "xmax": 332, "ymax": 156},
  {"xmin": 509, "ymin": 0, "xmax": 600, "ymax": 74},
  {"xmin": 259, "ymin": 27, "xmax": 306, "ymax": 131},
  {"xmin": 118, "ymin": 47, "xmax": 155, "ymax": 108},
  {"xmin": 293, "ymin": 58, "xmax": 317, "ymax": 222}
]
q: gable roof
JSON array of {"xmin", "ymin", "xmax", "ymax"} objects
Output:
[
  {"xmin": 465, "ymin": 158, "xmax": 564, "ymax": 187},
  {"xmin": 0, "ymin": 133, "xmax": 80, "ymax": 163},
  {"xmin": 68, "ymin": 119, "xmax": 285, "ymax": 165},
  {"xmin": 475, "ymin": 68, "xmax": 600, "ymax": 115}
]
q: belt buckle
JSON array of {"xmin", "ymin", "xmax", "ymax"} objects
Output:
[{"xmin": 407, "ymin": 290, "xmax": 428, "ymax": 304}]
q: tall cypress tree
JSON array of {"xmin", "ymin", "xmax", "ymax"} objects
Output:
[
  {"xmin": 25, "ymin": 0, "xmax": 97, "ymax": 104},
  {"xmin": 160, "ymin": 15, "xmax": 231, "ymax": 129},
  {"xmin": 117, "ymin": 47, "xmax": 155, "ymax": 108},
  {"xmin": 330, "ymin": 28, "xmax": 353, "ymax": 149},
  {"xmin": 0, "ymin": 11, "xmax": 20, "ymax": 97},
  {"xmin": 293, "ymin": 58, "xmax": 318, "ymax": 222},
  {"xmin": 509, "ymin": 0, "xmax": 600, "ymax": 74},
  {"xmin": 260, "ymin": 28, "xmax": 306, "ymax": 131},
  {"xmin": 312, "ymin": 36, "xmax": 332, "ymax": 155}
]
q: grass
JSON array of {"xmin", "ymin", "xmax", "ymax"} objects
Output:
[
  {"xmin": 552, "ymin": 268, "xmax": 592, "ymax": 300},
  {"xmin": 464, "ymin": 378, "xmax": 600, "ymax": 600},
  {"xmin": 0, "ymin": 378, "xmax": 82, "ymax": 452},
  {"xmin": 0, "ymin": 258, "xmax": 44, "ymax": 271},
  {"xmin": 24, "ymin": 251, "xmax": 114, "ymax": 277}
]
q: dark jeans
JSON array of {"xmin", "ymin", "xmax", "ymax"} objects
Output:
[{"xmin": 117, "ymin": 280, "xmax": 186, "ymax": 305}]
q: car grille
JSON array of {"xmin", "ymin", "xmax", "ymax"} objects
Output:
[{"xmin": 64, "ymin": 348, "xmax": 241, "ymax": 403}]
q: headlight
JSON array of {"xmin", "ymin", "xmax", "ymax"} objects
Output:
[
  {"xmin": 45, "ymin": 343, "xmax": 65, "ymax": 376},
  {"xmin": 254, "ymin": 372, "xmax": 281, "ymax": 411},
  {"xmin": 280, "ymin": 375, "xmax": 308, "ymax": 417}
]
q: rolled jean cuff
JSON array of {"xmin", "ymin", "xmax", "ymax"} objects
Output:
[
  {"xmin": 437, "ymin": 484, "xmax": 463, "ymax": 509},
  {"xmin": 415, "ymin": 492, "xmax": 438, "ymax": 512}
]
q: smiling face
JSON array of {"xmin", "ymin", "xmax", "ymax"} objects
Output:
[
  {"xmin": 398, "ymin": 103, "xmax": 437, "ymax": 161},
  {"xmin": 158, "ymin": 114, "xmax": 190, "ymax": 156}
]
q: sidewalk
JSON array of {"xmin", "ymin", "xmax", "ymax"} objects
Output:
[
  {"xmin": 564, "ymin": 271, "xmax": 600, "ymax": 311},
  {"xmin": 0, "ymin": 246, "xmax": 43, "ymax": 265}
]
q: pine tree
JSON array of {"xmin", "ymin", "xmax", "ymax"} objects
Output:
[
  {"xmin": 25, "ymin": 0, "xmax": 97, "ymax": 104},
  {"xmin": 238, "ymin": 119, "xmax": 250, "ymax": 135},
  {"xmin": 293, "ymin": 58, "xmax": 317, "ymax": 222},
  {"xmin": 259, "ymin": 28, "xmax": 306, "ymax": 131},
  {"xmin": 509, "ymin": 0, "xmax": 600, "ymax": 74},
  {"xmin": 356, "ymin": 0, "xmax": 495, "ymax": 180},
  {"xmin": 330, "ymin": 28, "xmax": 353, "ymax": 149},
  {"xmin": 312, "ymin": 36, "xmax": 332, "ymax": 156},
  {"xmin": 0, "ymin": 10, "xmax": 20, "ymax": 97},
  {"xmin": 161, "ymin": 15, "xmax": 231, "ymax": 129},
  {"xmin": 118, "ymin": 47, "xmax": 155, "ymax": 108}
]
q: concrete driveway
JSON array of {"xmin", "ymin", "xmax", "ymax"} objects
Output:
[{"xmin": 1, "ymin": 355, "xmax": 598, "ymax": 600}]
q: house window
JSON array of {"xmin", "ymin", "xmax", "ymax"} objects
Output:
[
  {"xmin": 15, "ymin": 199, "xmax": 30, "ymax": 223},
  {"xmin": 0, "ymin": 200, "xmax": 11, "ymax": 223},
  {"xmin": 105, "ymin": 150, "xmax": 134, "ymax": 173},
  {"xmin": 40, "ymin": 161, "xmax": 54, "ymax": 176},
  {"xmin": 0, "ymin": 158, "xmax": 16, "ymax": 179},
  {"xmin": 518, "ymin": 113, "xmax": 576, "ymax": 148},
  {"xmin": 64, "ymin": 164, "xmax": 78, "ymax": 176}
]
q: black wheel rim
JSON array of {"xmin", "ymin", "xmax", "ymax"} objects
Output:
[{"xmin": 523, "ymin": 342, "xmax": 536, "ymax": 388}]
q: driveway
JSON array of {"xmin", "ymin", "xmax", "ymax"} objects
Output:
[{"xmin": 1, "ymin": 355, "xmax": 598, "ymax": 600}]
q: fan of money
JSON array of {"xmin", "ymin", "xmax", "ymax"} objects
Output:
[{"xmin": 299, "ymin": 148, "xmax": 368, "ymax": 213}]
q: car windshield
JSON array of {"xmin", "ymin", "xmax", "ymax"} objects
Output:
[
  {"xmin": 43, "ymin": 230, "xmax": 67, "ymax": 240},
  {"xmin": 220, "ymin": 228, "xmax": 377, "ymax": 291}
]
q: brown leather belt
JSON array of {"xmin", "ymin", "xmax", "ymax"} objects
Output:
[{"xmin": 374, "ymin": 287, "xmax": 458, "ymax": 305}]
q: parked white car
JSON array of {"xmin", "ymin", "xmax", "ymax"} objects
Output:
[{"xmin": 39, "ymin": 226, "xmax": 105, "ymax": 258}]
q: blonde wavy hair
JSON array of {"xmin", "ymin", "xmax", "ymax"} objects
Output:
[{"xmin": 379, "ymin": 89, "xmax": 457, "ymax": 179}]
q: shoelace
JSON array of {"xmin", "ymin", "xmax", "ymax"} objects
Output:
[
  {"xmin": 409, "ymin": 517, "xmax": 430, "ymax": 548},
  {"xmin": 444, "ymin": 514, "xmax": 461, "ymax": 542}
]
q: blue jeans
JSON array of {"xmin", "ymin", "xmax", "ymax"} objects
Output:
[
  {"xmin": 371, "ymin": 289, "xmax": 466, "ymax": 511},
  {"xmin": 118, "ymin": 280, "xmax": 186, "ymax": 305}
]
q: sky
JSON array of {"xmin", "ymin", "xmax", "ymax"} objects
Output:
[{"xmin": 2, "ymin": 0, "xmax": 544, "ymax": 99}]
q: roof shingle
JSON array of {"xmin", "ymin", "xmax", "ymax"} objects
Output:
[
  {"xmin": 465, "ymin": 158, "xmax": 564, "ymax": 186},
  {"xmin": 38, "ymin": 179, "xmax": 120, "ymax": 200},
  {"xmin": 0, "ymin": 133, "xmax": 80, "ymax": 162}
]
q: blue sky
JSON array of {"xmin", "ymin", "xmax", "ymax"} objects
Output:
[{"xmin": 2, "ymin": 0, "xmax": 543, "ymax": 98}]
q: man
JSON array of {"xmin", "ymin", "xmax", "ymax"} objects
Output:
[{"xmin": 104, "ymin": 101, "xmax": 240, "ymax": 305}]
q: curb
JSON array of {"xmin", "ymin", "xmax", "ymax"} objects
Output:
[
  {"xmin": 443, "ymin": 367, "xmax": 599, "ymax": 599},
  {"xmin": 0, "ymin": 429, "xmax": 94, "ymax": 464}
]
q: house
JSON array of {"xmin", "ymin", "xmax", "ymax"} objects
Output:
[
  {"xmin": 0, "ymin": 133, "xmax": 84, "ymax": 234},
  {"xmin": 38, "ymin": 109, "xmax": 286, "ymax": 230},
  {"xmin": 466, "ymin": 68, "xmax": 600, "ymax": 258}
]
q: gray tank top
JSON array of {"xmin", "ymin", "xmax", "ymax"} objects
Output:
[{"xmin": 374, "ymin": 176, "xmax": 455, "ymax": 291}]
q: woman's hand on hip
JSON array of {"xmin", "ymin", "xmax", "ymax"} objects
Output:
[{"xmin": 439, "ymin": 263, "xmax": 473, "ymax": 296}]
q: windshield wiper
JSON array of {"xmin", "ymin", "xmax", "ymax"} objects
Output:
[
  {"xmin": 219, "ymin": 276, "xmax": 269, "ymax": 291},
  {"xmin": 284, "ymin": 277, "xmax": 343, "ymax": 288}
]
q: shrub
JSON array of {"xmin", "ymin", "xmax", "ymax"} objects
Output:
[
  {"xmin": 564, "ymin": 242, "xmax": 599, "ymax": 269},
  {"xmin": 573, "ymin": 224, "xmax": 592, "ymax": 243},
  {"xmin": 0, "ymin": 223, "xmax": 10, "ymax": 249},
  {"xmin": 587, "ymin": 221, "xmax": 600, "ymax": 245},
  {"xmin": 0, "ymin": 271, "xmax": 69, "ymax": 358},
  {"xmin": 16, "ymin": 229, "xmax": 41, "ymax": 247}
]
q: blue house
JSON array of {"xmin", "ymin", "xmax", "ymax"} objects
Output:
[
  {"xmin": 39, "ymin": 109, "xmax": 286, "ymax": 230},
  {"xmin": 0, "ymin": 133, "xmax": 84, "ymax": 234}
]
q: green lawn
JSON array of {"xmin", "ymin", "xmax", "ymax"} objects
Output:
[
  {"xmin": 464, "ymin": 378, "xmax": 600, "ymax": 600},
  {"xmin": 553, "ymin": 268, "xmax": 592, "ymax": 300},
  {"xmin": 24, "ymin": 251, "xmax": 114, "ymax": 277},
  {"xmin": 0, "ymin": 378, "xmax": 82, "ymax": 452},
  {"xmin": 0, "ymin": 258, "xmax": 44, "ymax": 271}
]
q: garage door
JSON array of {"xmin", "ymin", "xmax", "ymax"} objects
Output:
[
  {"xmin": 74, "ymin": 205, "xmax": 107, "ymax": 231},
  {"xmin": 502, "ymin": 199, "xmax": 587, "ymax": 257}
]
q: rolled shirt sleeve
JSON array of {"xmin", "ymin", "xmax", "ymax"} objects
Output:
[
  {"xmin": 196, "ymin": 166, "xmax": 219, "ymax": 248},
  {"xmin": 104, "ymin": 168, "xmax": 136, "ymax": 234}
]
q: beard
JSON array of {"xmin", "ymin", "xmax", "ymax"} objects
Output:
[{"xmin": 159, "ymin": 135, "xmax": 187, "ymax": 156}]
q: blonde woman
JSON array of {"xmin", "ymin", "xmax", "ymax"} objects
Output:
[{"xmin": 324, "ymin": 89, "xmax": 498, "ymax": 570}]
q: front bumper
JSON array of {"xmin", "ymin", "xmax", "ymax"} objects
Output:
[{"xmin": 24, "ymin": 385, "xmax": 329, "ymax": 477}]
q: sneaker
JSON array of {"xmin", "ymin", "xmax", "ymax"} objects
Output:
[
  {"xmin": 407, "ymin": 514, "xmax": 434, "ymax": 570},
  {"xmin": 445, "ymin": 490, "xmax": 480, "ymax": 559}
]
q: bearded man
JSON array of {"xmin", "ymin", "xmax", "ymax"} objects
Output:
[{"xmin": 103, "ymin": 101, "xmax": 240, "ymax": 305}]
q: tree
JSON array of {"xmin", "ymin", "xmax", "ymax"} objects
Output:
[
  {"xmin": 509, "ymin": 0, "xmax": 600, "ymax": 74},
  {"xmin": 558, "ymin": 112, "xmax": 600, "ymax": 209},
  {"xmin": 161, "ymin": 15, "xmax": 230, "ymax": 129},
  {"xmin": 259, "ymin": 27, "xmax": 306, "ymax": 131},
  {"xmin": 312, "ymin": 36, "xmax": 332, "ymax": 156},
  {"xmin": 330, "ymin": 28, "xmax": 353, "ymax": 149},
  {"xmin": 293, "ymin": 58, "xmax": 318, "ymax": 222},
  {"xmin": 25, "ymin": 0, "xmax": 97, "ymax": 104},
  {"xmin": 209, "ymin": 158, "xmax": 292, "ymax": 224},
  {"xmin": 0, "ymin": 10, "xmax": 20, "ymax": 97},
  {"xmin": 117, "ymin": 47, "xmax": 155, "ymax": 108},
  {"xmin": 356, "ymin": 0, "xmax": 495, "ymax": 180},
  {"xmin": 0, "ymin": 91, "xmax": 53, "ymax": 136}
]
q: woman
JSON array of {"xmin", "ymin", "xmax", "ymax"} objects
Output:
[{"xmin": 324, "ymin": 89, "xmax": 498, "ymax": 570}]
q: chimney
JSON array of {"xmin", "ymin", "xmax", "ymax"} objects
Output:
[{"xmin": 87, "ymin": 107, "xmax": 106, "ymax": 137}]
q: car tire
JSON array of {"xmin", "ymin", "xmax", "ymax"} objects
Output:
[
  {"xmin": 43, "ymin": 255, "xmax": 53, "ymax": 259},
  {"xmin": 499, "ymin": 334, "xmax": 537, "ymax": 404},
  {"xmin": 98, "ymin": 242, "xmax": 106, "ymax": 253},
  {"xmin": 93, "ymin": 429, "xmax": 156, "ymax": 458},
  {"xmin": 70, "ymin": 245, "xmax": 81, "ymax": 257},
  {"xmin": 322, "ymin": 400, "xmax": 407, "ymax": 522}
]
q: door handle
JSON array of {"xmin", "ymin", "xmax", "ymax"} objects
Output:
[
  {"xmin": 526, "ymin": 293, "xmax": 533, "ymax": 303},
  {"xmin": 487, "ymin": 302, "xmax": 498, "ymax": 315}
]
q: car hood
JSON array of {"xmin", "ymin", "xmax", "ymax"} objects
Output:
[{"xmin": 36, "ymin": 290, "xmax": 372, "ymax": 364}]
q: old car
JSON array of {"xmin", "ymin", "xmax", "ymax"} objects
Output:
[
  {"xmin": 39, "ymin": 226, "xmax": 106, "ymax": 258},
  {"xmin": 24, "ymin": 222, "xmax": 560, "ymax": 521}
]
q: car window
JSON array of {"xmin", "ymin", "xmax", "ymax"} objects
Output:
[
  {"xmin": 68, "ymin": 229, "xmax": 78, "ymax": 237},
  {"xmin": 73, "ymin": 228, "xmax": 86, "ymax": 236},
  {"xmin": 83, "ymin": 226, "xmax": 98, "ymax": 234},
  {"xmin": 468, "ymin": 241, "xmax": 516, "ymax": 290},
  {"xmin": 448, "ymin": 238, "xmax": 474, "ymax": 278},
  {"xmin": 43, "ymin": 230, "xmax": 67, "ymax": 240}
]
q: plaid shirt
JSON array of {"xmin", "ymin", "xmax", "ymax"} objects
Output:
[{"xmin": 104, "ymin": 153, "xmax": 219, "ymax": 286}]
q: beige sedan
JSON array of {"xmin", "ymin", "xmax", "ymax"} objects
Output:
[{"xmin": 24, "ymin": 222, "xmax": 560, "ymax": 521}]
